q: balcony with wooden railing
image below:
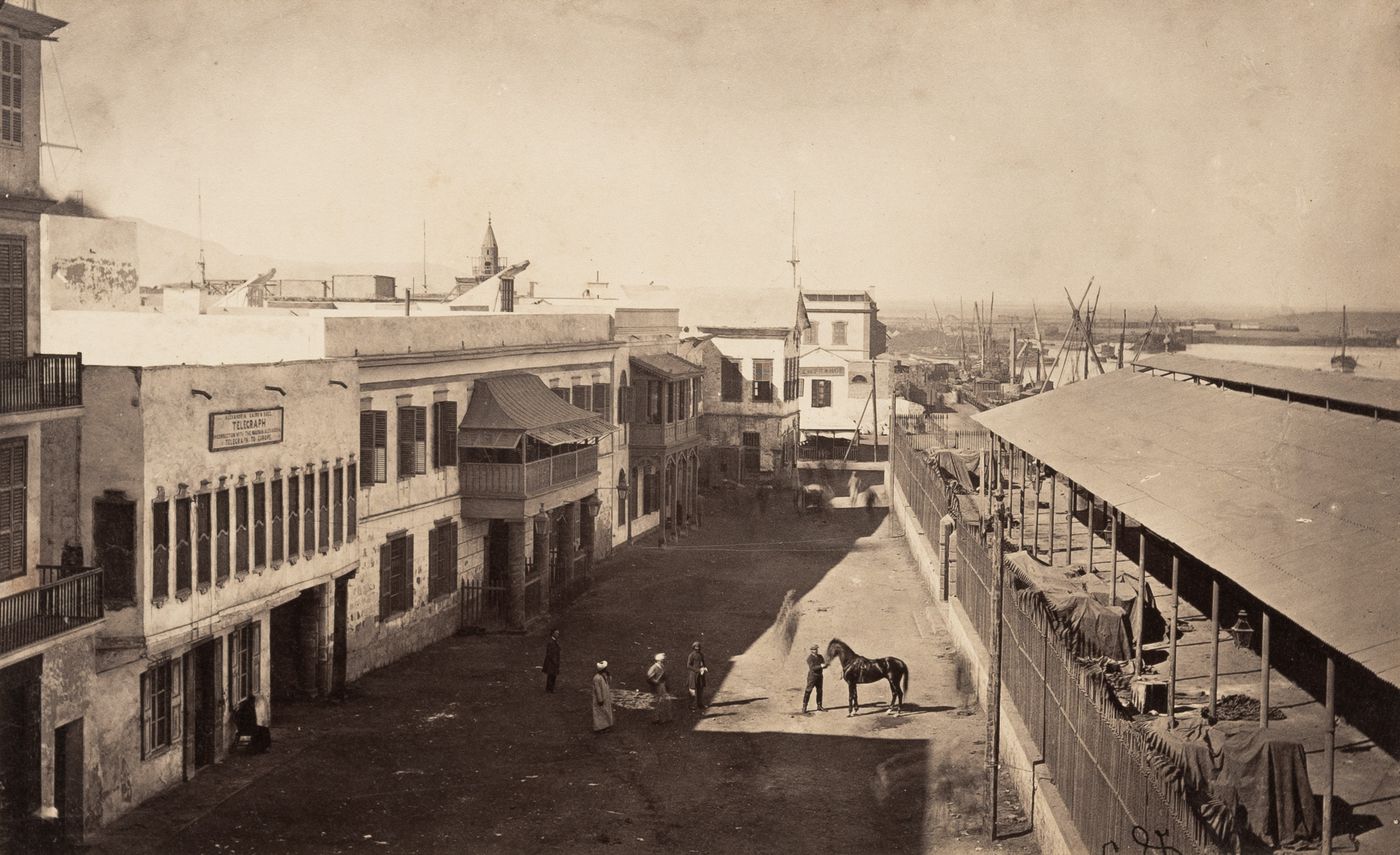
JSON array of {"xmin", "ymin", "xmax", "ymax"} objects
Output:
[
  {"xmin": 460, "ymin": 445, "xmax": 599, "ymax": 499},
  {"xmin": 629, "ymin": 415, "xmax": 702, "ymax": 450},
  {"xmin": 0, "ymin": 353, "xmax": 83, "ymax": 415},
  {"xmin": 0, "ymin": 565, "xmax": 104, "ymax": 658}
]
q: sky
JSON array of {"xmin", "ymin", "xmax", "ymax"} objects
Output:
[{"xmin": 35, "ymin": 0, "xmax": 1400, "ymax": 310}]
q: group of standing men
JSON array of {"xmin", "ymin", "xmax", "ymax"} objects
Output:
[{"xmin": 541, "ymin": 630, "xmax": 708, "ymax": 733}]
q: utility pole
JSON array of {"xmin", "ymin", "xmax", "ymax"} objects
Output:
[{"xmin": 787, "ymin": 192, "xmax": 800, "ymax": 290}]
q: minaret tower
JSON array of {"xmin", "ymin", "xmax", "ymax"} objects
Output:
[{"xmin": 480, "ymin": 215, "xmax": 499, "ymax": 278}]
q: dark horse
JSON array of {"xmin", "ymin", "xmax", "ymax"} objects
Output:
[{"xmin": 827, "ymin": 638, "xmax": 909, "ymax": 717}]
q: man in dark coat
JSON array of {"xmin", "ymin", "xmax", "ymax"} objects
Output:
[
  {"xmin": 687, "ymin": 641, "xmax": 708, "ymax": 710},
  {"xmin": 542, "ymin": 629, "xmax": 561, "ymax": 692},
  {"xmin": 802, "ymin": 644, "xmax": 828, "ymax": 713}
]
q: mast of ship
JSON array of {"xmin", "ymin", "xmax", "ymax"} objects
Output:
[
  {"xmin": 1118, "ymin": 310, "xmax": 1127, "ymax": 369},
  {"xmin": 959, "ymin": 298, "xmax": 969, "ymax": 371},
  {"xmin": 1341, "ymin": 305, "xmax": 1348, "ymax": 361},
  {"xmin": 787, "ymin": 192, "xmax": 800, "ymax": 291},
  {"xmin": 1032, "ymin": 303, "xmax": 1046, "ymax": 385},
  {"xmin": 196, "ymin": 179, "xmax": 207, "ymax": 288}
]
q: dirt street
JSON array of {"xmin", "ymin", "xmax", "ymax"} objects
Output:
[{"xmin": 92, "ymin": 496, "xmax": 1039, "ymax": 855}]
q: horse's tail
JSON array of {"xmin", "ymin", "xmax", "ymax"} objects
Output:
[{"xmin": 901, "ymin": 660, "xmax": 910, "ymax": 698}]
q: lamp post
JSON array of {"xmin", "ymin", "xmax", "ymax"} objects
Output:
[{"xmin": 616, "ymin": 470, "xmax": 632, "ymax": 546}]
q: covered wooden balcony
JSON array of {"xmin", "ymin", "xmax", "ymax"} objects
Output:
[{"xmin": 628, "ymin": 352, "xmax": 703, "ymax": 451}]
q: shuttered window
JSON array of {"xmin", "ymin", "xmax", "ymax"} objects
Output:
[
  {"xmin": 333, "ymin": 466, "xmax": 344, "ymax": 547},
  {"xmin": 550, "ymin": 387, "xmax": 570, "ymax": 402},
  {"xmin": 270, "ymin": 479, "xmax": 284, "ymax": 563},
  {"xmin": 0, "ymin": 40, "xmax": 19, "ymax": 146},
  {"xmin": 151, "ymin": 499, "xmax": 170, "ymax": 601},
  {"xmin": 174, "ymin": 497, "xmax": 192, "ymax": 593},
  {"xmin": 318, "ymin": 469, "xmax": 330, "ymax": 552},
  {"xmin": 360, "ymin": 411, "xmax": 387, "ymax": 485},
  {"xmin": 235, "ymin": 486, "xmax": 249, "ymax": 574},
  {"xmin": 141, "ymin": 658, "xmax": 181, "ymax": 759},
  {"xmin": 572, "ymin": 384, "xmax": 591, "ymax": 412},
  {"xmin": 0, "ymin": 438, "xmax": 23, "ymax": 581},
  {"xmin": 752, "ymin": 359, "xmax": 774, "ymax": 402},
  {"xmin": 397, "ymin": 406, "xmax": 426, "ymax": 478},
  {"xmin": 811, "ymin": 379, "xmax": 832, "ymax": 408},
  {"xmin": 196, "ymin": 494, "xmax": 212, "ymax": 589},
  {"xmin": 345, "ymin": 463, "xmax": 357, "ymax": 541},
  {"xmin": 432, "ymin": 401, "xmax": 458, "ymax": 468},
  {"xmin": 252, "ymin": 481, "xmax": 266, "ymax": 569},
  {"xmin": 428, "ymin": 521, "xmax": 458, "ymax": 601},
  {"xmin": 692, "ymin": 378, "xmax": 702, "ymax": 415},
  {"xmin": 287, "ymin": 477, "xmax": 299, "ymax": 558},
  {"xmin": 302, "ymin": 471, "xmax": 315, "ymax": 558},
  {"xmin": 379, "ymin": 534, "xmax": 413, "ymax": 619},
  {"xmin": 592, "ymin": 383, "xmax": 610, "ymax": 422},
  {"xmin": 0, "ymin": 237, "xmax": 24, "ymax": 364},
  {"xmin": 228, "ymin": 623, "xmax": 261, "ymax": 708},
  {"xmin": 214, "ymin": 489, "xmax": 230, "ymax": 582}
]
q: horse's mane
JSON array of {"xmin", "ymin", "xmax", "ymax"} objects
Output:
[{"xmin": 828, "ymin": 638, "xmax": 862, "ymax": 659}]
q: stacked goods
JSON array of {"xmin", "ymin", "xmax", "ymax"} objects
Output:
[{"xmin": 1215, "ymin": 693, "xmax": 1286, "ymax": 721}]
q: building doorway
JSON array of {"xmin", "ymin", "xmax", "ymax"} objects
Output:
[
  {"xmin": 0, "ymin": 657, "xmax": 40, "ymax": 845},
  {"xmin": 271, "ymin": 589, "xmax": 323, "ymax": 703},
  {"xmin": 54, "ymin": 718, "xmax": 84, "ymax": 843},
  {"xmin": 741, "ymin": 431, "xmax": 761, "ymax": 480},
  {"xmin": 188, "ymin": 640, "xmax": 219, "ymax": 772},
  {"xmin": 331, "ymin": 575, "xmax": 349, "ymax": 697}
]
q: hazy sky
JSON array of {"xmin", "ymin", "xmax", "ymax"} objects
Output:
[{"xmin": 38, "ymin": 0, "xmax": 1400, "ymax": 309}]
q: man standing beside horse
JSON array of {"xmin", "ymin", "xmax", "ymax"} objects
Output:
[{"xmin": 802, "ymin": 644, "xmax": 828, "ymax": 713}]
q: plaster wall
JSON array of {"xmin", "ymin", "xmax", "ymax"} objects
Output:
[
  {"xmin": 40, "ymin": 214, "xmax": 140, "ymax": 310},
  {"xmin": 43, "ymin": 309, "xmax": 327, "ymax": 366}
]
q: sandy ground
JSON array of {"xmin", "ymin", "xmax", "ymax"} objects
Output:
[{"xmin": 89, "ymin": 497, "xmax": 1039, "ymax": 855}]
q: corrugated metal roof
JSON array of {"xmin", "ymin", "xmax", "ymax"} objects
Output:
[
  {"xmin": 1135, "ymin": 353, "xmax": 1400, "ymax": 415},
  {"xmin": 973, "ymin": 370, "xmax": 1400, "ymax": 688},
  {"xmin": 458, "ymin": 373, "xmax": 616, "ymax": 447},
  {"xmin": 630, "ymin": 352, "xmax": 704, "ymax": 379}
]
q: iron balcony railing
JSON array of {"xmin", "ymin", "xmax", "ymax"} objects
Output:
[
  {"xmin": 629, "ymin": 416, "xmax": 700, "ymax": 449},
  {"xmin": 0, "ymin": 566, "xmax": 104, "ymax": 657},
  {"xmin": 460, "ymin": 446, "xmax": 599, "ymax": 499},
  {"xmin": 0, "ymin": 353, "xmax": 83, "ymax": 415}
]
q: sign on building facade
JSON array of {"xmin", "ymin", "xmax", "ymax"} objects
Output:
[{"xmin": 209, "ymin": 408, "xmax": 285, "ymax": 451}]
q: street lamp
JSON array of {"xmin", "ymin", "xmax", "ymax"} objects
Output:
[
  {"xmin": 615, "ymin": 470, "xmax": 632, "ymax": 545},
  {"xmin": 1229, "ymin": 609, "xmax": 1254, "ymax": 650}
]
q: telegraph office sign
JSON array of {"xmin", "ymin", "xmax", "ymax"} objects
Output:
[{"xmin": 209, "ymin": 408, "xmax": 284, "ymax": 451}]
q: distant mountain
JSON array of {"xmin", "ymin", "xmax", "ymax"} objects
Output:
[{"xmin": 123, "ymin": 217, "xmax": 463, "ymax": 295}]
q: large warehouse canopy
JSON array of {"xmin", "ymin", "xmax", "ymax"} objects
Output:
[{"xmin": 975, "ymin": 368, "xmax": 1400, "ymax": 689}]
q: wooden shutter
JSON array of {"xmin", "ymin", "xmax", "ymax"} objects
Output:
[
  {"xmin": 0, "ymin": 235, "xmax": 23, "ymax": 362},
  {"xmin": 168, "ymin": 659, "xmax": 183, "ymax": 744},
  {"xmin": 379, "ymin": 542, "xmax": 393, "ymax": 618},
  {"xmin": 403, "ymin": 534, "xmax": 415, "ymax": 609},
  {"xmin": 593, "ymin": 383, "xmax": 609, "ymax": 421},
  {"xmin": 0, "ymin": 438, "xmax": 24, "ymax": 581},
  {"xmin": 413, "ymin": 408, "xmax": 427, "ymax": 474},
  {"xmin": 433, "ymin": 401, "xmax": 458, "ymax": 468},
  {"xmin": 303, "ymin": 472, "xmax": 315, "ymax": 557},
  {"xmin": 141, "ymin": 670, "xmax": 152, "ymax": 757},
  {"xmin": 251, "ymin": 623, "xmax": 262, "ymax": 696},
  {"xmin": 346, "ymin": 465, "xmax": 357, "ymax": 540},
  {"xmin": 398, "ymin": 408, "xmax": 415, "ymax": 478},
  {"xmin": 359, "ymin": 412, "xmax": 376, "ymax": 486}
]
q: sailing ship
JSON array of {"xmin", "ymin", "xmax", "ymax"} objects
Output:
[{"xmin": 1331, "ymin": 306, "xmax": 1357, "ymax": 373}]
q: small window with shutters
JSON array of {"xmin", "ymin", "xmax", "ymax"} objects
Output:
[
  {"xmin": 196, "ymin": 494, "xmax": 212, "ymax": 589},
  {"xmin": 572, "ymin": 384, "xmax": 591, "ymax": 412},
  {"xmin": 287, "ymin": 477, "xmax": 300, "ymax": 558},
  {"xmin": 432, "ymin": 401, "xmax": 458, "ymax": 468},
  {"xmin": 721, "ymin": 358, "xmax": 743, "ymax": 402},
  {"xmin": 0, "ymin": 237, "xmax": 23, "ymax": 363},
  {"xmin": 228, "ymin": 622, "xmax": 261, "ymax": 708},
  {"xmin": 302, "ymin": 471, "xmax": 315, "ymax": 558},
  {"xmin": 151, "ymin": 499, "xmax": 170, "ymax": 602},
  {"xmin": 235, "ymin": 486, "xmax": 249, "ymax": 575},
  {"xmin": 397, "ymin": 406, "xmax": 427, "ymax": 478},
  {"xmin": 379, "ymin": 533, "xmax": 413, "ymax": 619},
  {"xmin": 811, "ymin": 379, "xmax": 832, "ymax": 408},
  {"xmin": 0, "ymin": 438, "xmax": 24, "ymax": 582},
  {"xmin": 360, "ymin": 410, "xmax": 387, "ymax": 484},
  {"xmin": 592, "ymin": 382, "xmax": 610, "ymax": 422},
  {"xmin": 174, "ymin": 497, "xmax": 192, "ymax": 593},
  {"xmin": 270, "ymin": 479, "xmax": 284, "ymax": 564},
  {"xmin": 428, "ymin": 520, "xmax": 458, "ymax": 601},
  {"xmin": 318, "ymin": 469, "xmax": 330, "ymax": 552},
  {"xmin": 214, "ymin": 489, "xmax": 230, "ymax": 582},
  {"xmin": 333, "ymin": 466, "xmax": 344, "ymax": 547},
  {"xmin": 346, "ymin": 463, "xmax": 358, "ymax": 541},
  {"xmin": 252, "ymin": 481, "xmax": 266, "ymax": 569},
  {"xmin": 141, "ymin": 657, "xmax": 181, "ymax": 759},
  {"xmin": 0, "ymin": 40, "xmax": 20, "ymax": 146}
]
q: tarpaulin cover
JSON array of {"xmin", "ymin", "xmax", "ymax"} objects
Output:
[
  {"xmin": 1007, "ymin": 552, "xmax": 1131, "ymax": 660},
  {"xmin": 923, "ymin": 448, "xmax": 976, "ymax": 493},
  {"xmin": 1141, "ymin": 718, "xmax": 1318, "ymax": 848}
]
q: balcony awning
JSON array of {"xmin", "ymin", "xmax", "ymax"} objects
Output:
[
  {"xmin": 630, "ymin": 352, "xmax": 704, "ymax": 379},
  {"xmin": 458, "ymin": 373, "xmax": 617, "ymax": 448}
]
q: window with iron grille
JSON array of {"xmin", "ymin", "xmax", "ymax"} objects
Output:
[
  {"xmin": 720, "ymin": 358, "xmax": 743, "ymax": 402},
  {"xmin": 175, "ymin": 497, "xmax": 192, "ymax": 593},
  {"xmin": 0, "ymin": 438, "xmax": 23, "ymax": 582},
  {"xmin": 151, "ymin": 499, "xmax": 169, "ymax": 601},
  {"xmin": 196, "ymin": 494, "xmax": 212, "ymax": 589},
  {"xmin": 346, "ymin": 463, "xmax": 358, "ymax": 541},
  {"xmin": 832, "ymin": 321, "xmax": 848, "ymax": 346},
  {"xmin": 397, "ymin": 406, "xmax": 427, "ymax": 478},
  {"xmin": 271, "ymin": 479, "xmax": 284, "ymax": 563},
  {"xmin": 811, "ymin": 378, "xmax": 832, "ymax": 408},
  {"xmin": 0, "ymin": 238, "xmax": 22, "ymax": 366},
  {"xmin": 303, "ymin": 471, "xmax": 315, "ymax": 558},
  {"xmin": 592, "ymin": 383, "xmax": 610, "ymax": 422},
  {"xmin": 360, "ymin": 410, "xmax": 387, "ymax": 485},
  {"xmin": 432, "ymin": 401, "xmax": 458, "ymax": 468},
  {"xmin": 252, "ymin": 482, "xmax": 266, "ymax": 568},
  {"xmin": 379, "ymin": 533, "xmax": 413, "ymax": 619},
  {"xmin": 333, "ymin": 466, "xmax": 344, "ymax": 546},
  {"xmin": 318, "ymin": 469, "xmax": 330, "ymax": 552},
  {"xmin": 428, "ymin": 520, "xmax": 458, "ymax": 601},
  {"xmin": 235, "ymin": 486, "xmax": 249, "ymax": 574},
  {"xmin": 228, "ymin": 622, "xmax": 260, "ymax": 708},
  {"xmin": 141, "ymin": 658, "xmax": 181, "ymax": 759},
  {"xmin": 0, "ymin": 40, "xmax": 20, "ymax": 146},
  {"xmin": 287, "ymin": 477, "xmax": 300, "ymax": 558},
  {"xmin": 751, "ymin": 359, "xmax": 774, "ymax": 402}
]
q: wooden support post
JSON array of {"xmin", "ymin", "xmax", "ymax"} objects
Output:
[
  {"xmin": 1110, "ymin": 511, "xmax": 1118, "ymax": 605},
  {"xmin": 1065, "ymin": 481, "xmax": 1074, "ymax": 565},
  {"xmin": 1323, "ymin": 656, "xmax": 1336, "ymax": 855},
  {"xmin": 1048, "ymin": 473, "xmax": 1057, "ymax": 564},
  {"xmin": 1209, "ymin": 579, "xmax": 1220, "ymax": 719},
  {"xmin": 1168, "ymin": 554, "xmax": 1179, "ymax": 728},
  {"xmin": 1032, "ymin": 466, "xmax": 1041, "ymax": 559},
  {"xmin": 1260, "ymin": 611, "xmax": 1271, "ymax": 728},
  {"xmin": 1135, "ymin": 532, "xmax": 1147, "ymax": 674},
  {"xmin": 1016, "ymin": 450, "xmax": 1025, "ymax": 553},
  {"xmin": 1087, "ymin": 495, "xmax": 1095, "ymax": 573},
  {"xmin": 987, "ymin": 495, "xmax": 1006, "ymax": 840}
]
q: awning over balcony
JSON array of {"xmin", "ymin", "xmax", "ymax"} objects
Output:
[
  {"xmin": 458, "ymin": 373, "xmax": 616, "ymax": 449},
  {"xmin": 630, "ymin": 352, "xmax": 704, "ymax": 379}
]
